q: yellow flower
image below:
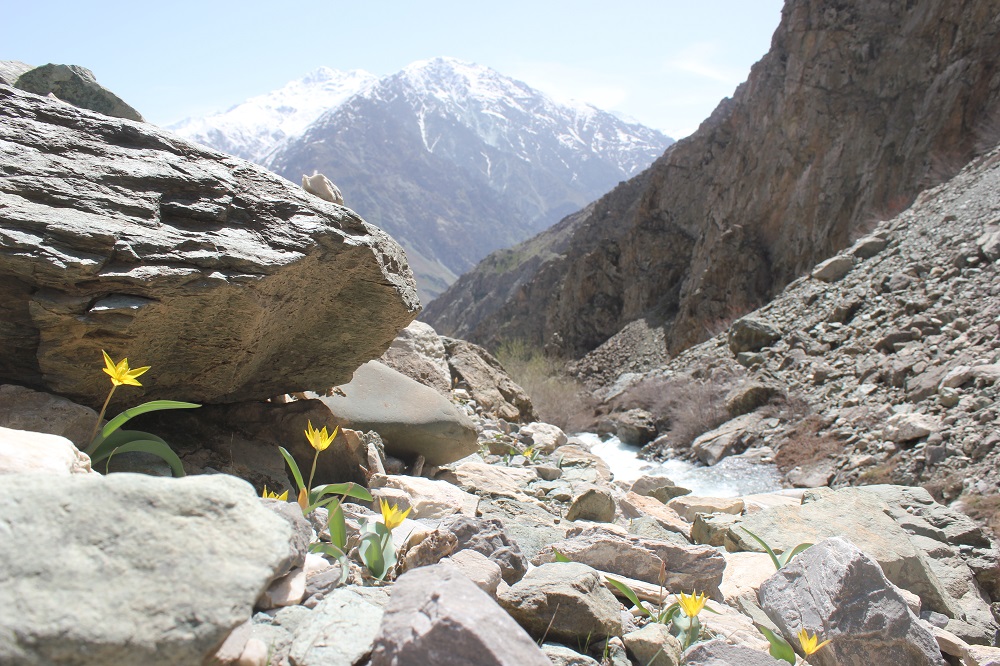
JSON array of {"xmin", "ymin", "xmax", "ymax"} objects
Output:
[
  {"xmin": 678, "ymin": 591, "xmax": 708, "ymax": 618},
  {"xmin": 380, "ymin": 499, "xmax": 412, "ymax": 530},
  {"xmin": 304, "ymin": 421, "xmax": 338, "ymax": 452},
  {"xmin": 101, "ymin": 350, "xmax": 150, "ymax": 387},
  {"xmin": 261, "ymin": 486, "xmax": 289, "ymax": 501},
  {"xmin": 298, "ymin": 487, "xmax": 310, "ymax": 512},
  {"xmin": 798, "ymin": 628, "xmax": 831, "ymax": 656}
]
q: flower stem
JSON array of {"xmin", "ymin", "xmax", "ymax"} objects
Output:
[
  {"xmin": 306, "ymin": 449, "xmax": 320, "ymax": 503},
  {"xmin": 86, "ymin": 385, "xmax": 117, "ymax": 452}
]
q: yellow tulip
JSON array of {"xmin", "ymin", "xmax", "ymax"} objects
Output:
[
  {"xmin": 101, "ymin": 350, "xmax": 150, "ymax": 387},
  {"xmin": 798, "ymin": 628, "xmax": 831, "ymax": 656},
  {"xmin": 261, "ymin": 486, "xmax": 289, "ymax": 501},
  {"xmin": 379, "ymin": 499, "xmax": 412, "ymax": 530},
  {"xmin": 298, "ymin": 487, "xmax": 310, "ymax": 512},
  {"xmin": 677, "ymin": 591, "xmax": 708, "ymax": 618},
  {"xmin": 304, "ymin": 421, "xmax": 338, "ymax": 452}
]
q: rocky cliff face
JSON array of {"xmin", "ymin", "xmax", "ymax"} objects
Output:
[{"xmin": 424, "ymin": 0, "xmax": 1000, "ymax": 358}]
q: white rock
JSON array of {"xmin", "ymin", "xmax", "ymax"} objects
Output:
[{"xmin": 0, "ymin": 426, "xmax": 94, "ymax": 475}]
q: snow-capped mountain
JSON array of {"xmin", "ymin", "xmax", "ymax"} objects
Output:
[
  {"xmin": 171, "ymin": 57, "xmax": 673, "ymax": 303},
  {"xmin": 168, "ymin": 67, "xmax": 376, "ymax": 162}
]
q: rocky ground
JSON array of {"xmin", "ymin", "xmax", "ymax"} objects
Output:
[
  {"xmin": 3, "ymin": 360, "xmax": 1000, "ymax": 664},
  {"xmin": 576, "ymin": 143, "xmax": 1000, "ymax": 535}
]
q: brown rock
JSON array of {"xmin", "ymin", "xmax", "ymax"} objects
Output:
[{"xmin": 443, "ymin": 338, "xmax": 537, "ymax": 422}]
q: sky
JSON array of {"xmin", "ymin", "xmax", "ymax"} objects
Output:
[{"xmin": 4, "ymin": 1, "xmax": 785, "ymax": 139}]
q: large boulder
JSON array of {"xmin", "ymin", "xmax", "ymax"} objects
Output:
[
  {"xmin": 0, "ymin": 61, "xmax": 33, "ymax": 86},
  {"xmin": 0, "ymin": 384, "xmax": 97, "ymax": 448},
  {"xmin": 15, "ymin": 63, "xmax": 144, "ymax": 121},
  {"xmin": 322, "ymin": 361, "xmax": 477, "ymax": 465},
  {"xmin": 0, "ymin": 473, "xmax": 295, "ymax": 665},
  {"xmin": 758, "ymin": 537, "xmax": 946, "ymax": 666},
  {"xmin": 0, "ymin": 85, "xmax": 419, "ymax": 410},
  {"xmin": 443, "ymin": 337, "xmax": 537, "ymax": 422}
]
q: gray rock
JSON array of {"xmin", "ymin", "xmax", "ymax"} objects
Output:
[
  {"xmin": 371, "ymin": 562, "xmax": 550, "ymax": 666},
  {"xmin": 0, "ymin": 86, "xmax": 419, "ymax": 408},
  {"xmin": 498, "ymin": 562, "xmax": 622, "ymax": 643},
  {"xmin": 289, "ymin": 586, "xmax": 391, "ymax": 666},
  {"xmin": 728, "ymin": 317, "xmax": 782, "ymax": 354},
  {"xmin": 444, "ymin": 549, "xmax": 503, "ymax": 596},
  {"xmin": 0, "ymin": 473, "xmax": 294, "ymax": 666},
  {"xmin": 439, "ymin": 514, "xmax": 530, "ymax": 584},
  {"xmin": 443, "ymin": 337, "xmax": 537, "ymax": 422},
  {"xmin": 977, "ymin": 225, "xmax": 1000, "ymax": 261},
  {"xmin": 729, "ymin": 487, "xmax": 960, "ymax": 619},
  {"xmin": 624, "ymin": 623, "xmax": 683, "ymax": 666},
  {"xmin": 812, "ymin": 254, "xmax": 855, "ymax": 282},
  {"xmin": 725, "ymin": 382, "xmax": 779, "ymax": 417},
  {"xmin": 478, "ymin": 497, "xmax": 569, "ymax": 562},
  {"xmin": 758, "ymin": 537, "xmax": 946, "ymax": 666},
  {"xmin": 379, "ymin": 320, "xmax": 452, "ymax": 393},
  {"xmin": 519, "ymin": 421, "xmax": 568, "ymax": 453},
  {"xmin": 261, "ymin": 498, "xmax": 313, "ymax": 572},
  {"xmin": 536, "ymin": 528, "xmax": 726, "ymax": 597},
  {"xmin": 15, "ymin": 63, "xmax": 143, "ymax": 121},
  {"xmin": 565, "ymin": 486, "xmax": 617, "ymax": 522},
  {"xmin": 0, "ymin": 385, "xmax": 97, "ymax": 448},
  {"xmin": 612, "ymin": 408, "xmax": 658, "ymax": 446},
  {"xmin": 691, "ymin": 413, "xmax": 763, "ymax": 466},
  {"xmin": 850, "ymin": 235, "xmax": 889, "ymax": 259},
  {"xmin": 0, "ymin": 60, "xmax": 33, "ymax": 86},
  {"xmin": 683, "ymin": 638, "xmax": 787, "ymax": 666},
  {"xmin": 542, "ymin": 643, "xmax": 602, "ymax": 665},
  {"xmin": 322, "ymin": 361, "xmax": 477, "ymax": 465}
]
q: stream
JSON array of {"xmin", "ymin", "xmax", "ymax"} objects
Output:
[{"xmin": 576, "ymin": 433, "xmax": 785, "ymax": 498}]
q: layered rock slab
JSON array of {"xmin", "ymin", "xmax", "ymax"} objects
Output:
[
  {"xmin": 0, "ymin": 473, "xmax": 294, "ymax": 665},
  {"xmin": 0, "ymin": 85, "xmax": 419, "ymax": 409}
]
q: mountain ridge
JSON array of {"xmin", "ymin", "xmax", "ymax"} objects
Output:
[{"xmin": 170, "ymin": 57, "xmax": 673, "ymax": 303}]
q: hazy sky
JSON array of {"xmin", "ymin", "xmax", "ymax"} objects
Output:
[{"xmin": 5, "ymin": 1, "xmax": 784, "ymax": 139}]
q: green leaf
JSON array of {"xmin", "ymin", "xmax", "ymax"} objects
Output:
[
  {"xmin": 742, "ymin": 527, "xmax": 782, "ymax": 571},
  {"xmin": 758, "ymin": 626, "xmax": 796, "ymax": 665},
  {"xmin": 307, "ymin": 543, "xmax": 350, "ymax": 586},
  {"xmin": 279, "ymin": 447, "xmax": 306, "ymax": 493},
  {"xmin": 657, "ymin": 602, "xmax": 680, "ymax": 624},
  {"xmin": 312, "ymin": 482, "xmax": 374, "ymax": 503},
  {"xmin": 328, "ymin": 500, "xmax": 347, "ymax": 551},
  {"xmin": 89, "ymin": 434, "xmax": 185, "ymax": 477},
  {"xmin": 777, "ymin": 542, "xmax": 813, "ymax": 568},
  {"xmin": 552, "ymin": 549, "xmax": 572, "ymax": 563},
  {"xmin": 88, "ymin": 400, "xmax": 200, "ymax": 454},
  {"xmin": 358, "ymin": 523, "xmax": 395, "ymax": 580},
  {"xmin": 606, "ymin": 576, "xmax": 653, "ymax": 620}
]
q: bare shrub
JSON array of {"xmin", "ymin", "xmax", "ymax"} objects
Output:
[
  {"xmin": 771, "ymin": 415, "xmax": 844, "ymax": 473},
  {"xmin": 611, "ymin": 373, "xmax": 732, "ymax": 449},
  {"xmin": 955, "ymin": 493, "xmax": 1000, "ymax": 541},
  {"xmin": 494, "ymin": 339, "xmax": 597, "ymax": 432}
]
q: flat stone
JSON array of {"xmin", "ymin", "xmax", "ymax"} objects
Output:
[
  {"xmin": 623, "ymin": 623, "xmax": 682, "ymax": 666},
  {"xmin": 619, "ymin": 491, "xmax": 692, "ymax": 539},
  {"xmin": 667, "ymin": 495, "xmax": 745, "ymax": 522},
  {"xmin": 565, "ymin": 485, "xmax": 616, "ymax": 522},
  {"xmin": 683, "ymin": 638, "xmax": 787, "ymax": 666}
]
